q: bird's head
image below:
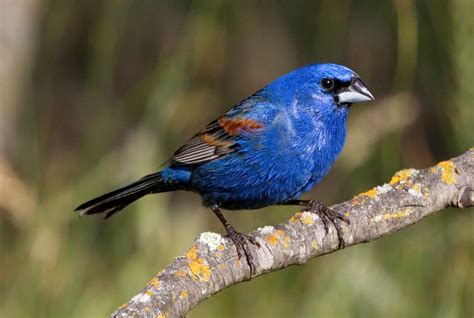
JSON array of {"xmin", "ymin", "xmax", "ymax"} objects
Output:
[{"xmin": 265, "ymin": 63, "xmax": 374, "ymax": 114}]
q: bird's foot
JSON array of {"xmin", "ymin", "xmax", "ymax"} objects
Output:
[
  {"xmin": 304, "ymin": 200, "xmax": 350, "ymax": 249},
  {"xmin": 225, "ymin": 227, "xmax": 260, "ymax": 280}
]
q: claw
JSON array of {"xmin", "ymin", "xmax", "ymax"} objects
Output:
[
  {"xmin": 305, "ymin": 201, "xmax": 349, "ymax": 249},
  {"xmin": 226, "ymin": 229, "xmax": 259, "ymax": 279}
]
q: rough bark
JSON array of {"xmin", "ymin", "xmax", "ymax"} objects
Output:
[{"xmin": 112, "ymin": 149, "xmax": 474, "ymax": 318}]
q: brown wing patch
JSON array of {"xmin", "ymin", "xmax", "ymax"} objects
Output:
[{"xmin": 218, "ymin": 117, "xmax": 263, "ymax": 136}]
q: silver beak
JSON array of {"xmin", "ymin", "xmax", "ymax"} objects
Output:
[{"xmin": 337, "ymin": 77, "xmax": 375, "ymax": 104}]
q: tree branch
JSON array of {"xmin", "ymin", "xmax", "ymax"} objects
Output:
[{"xmin": 112, "ymin": 149, "xmax": 473, "ymax": 318}]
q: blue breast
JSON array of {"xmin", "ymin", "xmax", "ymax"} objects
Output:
[{"xmin": 188, "ymin": 106, "xmax": 348, "ymax": 210}]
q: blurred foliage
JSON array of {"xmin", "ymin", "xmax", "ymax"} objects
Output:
[{"xmin": 0, "ymin": 0, "xmax": 472, "ymax": 317}]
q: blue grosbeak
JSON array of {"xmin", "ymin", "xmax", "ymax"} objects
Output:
[{"xmin": 76, "ymin": 63, "xmax": 374, "ymax": 275}]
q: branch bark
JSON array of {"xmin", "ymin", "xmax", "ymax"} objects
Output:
[{"xmin": 112, "ymin": 149, "xmax": 474, "ymax": 318}]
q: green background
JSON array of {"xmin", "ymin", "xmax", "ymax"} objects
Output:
[{"xmin": 1, "ymin": 1, "xmax": 472, "ymax": 317}]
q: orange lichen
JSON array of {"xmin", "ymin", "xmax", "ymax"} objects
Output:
[
  {"xmin": 436, "ymin": 161, "xmax": 455, "ymax": 185},
  {"xmin": 390, "ymin": 169, "xmax": 416, "ymax": 185},
  {"xmin": 180, "ymin": 290, "xmax": 188, "ymax": 299},
  {"xmin": 265, "ymin": 233, "xmax": 279, "ymax": 246},
  {"xmin": 175, "ymin": 270, "xmax": 187, "ymax": 278},
  {"xmin": 218, "ymin": 117, "xmax": 263, "ymax": 136},
  {"xmin": 265, "ymin": 229, "xmax": 290, "ymax": 248}
]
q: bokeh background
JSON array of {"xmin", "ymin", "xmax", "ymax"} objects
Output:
[{"xmin": 1, "ymin": 0, "xmax": 472, "ymax": 317}]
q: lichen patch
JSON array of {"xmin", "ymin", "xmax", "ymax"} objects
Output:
[
  {"xmin": 376, "ymin": 183, "xmax": 392, "ymax": 194},
  {"xmin": 174, "ymin": 270, "xmax": 187, "ymax": 278},
  {"xmin": 186, "ymin": 245, "xmax": 211, "ymax": 281},
  {"xmin": 360, "ymin": 188, "xmax": 379, "ymax": 198},
  {"xmin": 310, "ymin": 240, "xmax": 319, "ymax": 251},
  {"xmin": 189, "ymin": 258, "xmax": 211, "ymax": 282},
  {"xmin": 265, "ymin": 233, "xmax": 279, "ymax": 246},
  {"xmin": 147, "ymin": 277, "xmax": 160, "ymax": 288},
  {"xmin": 301, "ymin": 211, "xmax": 319, "ymax": 225},
  {"xmin": 435, "ymin": 161, "xmax": 456, "ymax": 185},
  {"xmin": 390, "ymin": 169, "xmax": 417, "ymax": 185},
  {"xmin": 131, "ymin": 292, "xmax": 151, "ymax": 303},
  {"xmin": 408, "ymin": 183, "xmax": 423, "ymax": 197},
  {"xmin": 371, "ymin": 209, "xmax": 412, "ymax": 222},
  {"xmin": 383, "ymin": 209, "xmax": 411, "ymax": 220},
  {"xmin": 258, "ymin": 225, "xmax": 275, "ymax": 234},
  {"xmin": 186, "ymin": 245, "xmax": 198, "ymax": 261},
  {"xmin": 197, "ymin": 232, "xmax": 225, "ymax": 251}
]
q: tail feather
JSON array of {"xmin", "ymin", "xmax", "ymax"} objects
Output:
[{"xmin": 75, "ymin": 172, "xmax": 173, "ymax": 218}]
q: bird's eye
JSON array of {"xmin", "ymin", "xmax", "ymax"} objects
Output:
[{"xmin": 321, "ymin": 78, "xmax": 334, "ymax": 91}]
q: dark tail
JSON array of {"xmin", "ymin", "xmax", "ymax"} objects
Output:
[{"xmin": 75, "ymin": 172, "xmax": 174, "ymax": 219}]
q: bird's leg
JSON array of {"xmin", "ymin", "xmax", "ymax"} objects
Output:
[
  {"xmin": 285, "ymin": 200, "xmax": 350, "ymax": 249},
  {"xmin": 210, "ymin": 205, "xmax": 259, "ymax": 279}
]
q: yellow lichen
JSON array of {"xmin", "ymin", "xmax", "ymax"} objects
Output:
[
  {"xmin": 186, "ymin": 245, "xmax": 198, "ymax": 261},
  {"xmin": 118, "ymin": 303, "xmax": 127, "ymax": 310},
  {"xmin": 360, "ymin": 188, "xmax": 379, "ymax": 198},
  {"xmin": 289, "ymin": 212, "xmax": 302, "ymax": 223},
  {"xmin": 282, "ymin": 235, "xmax": 291, "ymax": 249},
  {"xmin": 301, "ymin": 213, "xmax": 315, "ymax": 225},
  {"xmin": 390, "ymin": 169, "xmax": 416, "ymax": 185},
  {"xmin": 310, "ymin": 240, "xmax": 319, "ymax": 251},
  {"xmin": 383, "ymin": 209, "xmax": 411, "ymax": 220},
  {"xmin": 148, "ymin": 277, "xmax": 160, "ymax": 288},
  {"xmin": 189, "ymin": 258, "xmax": 211, "ymax": 282},
  {"xmin": 217, "ymin": 244, "xmax": 225, "ymax": 251},
  {"xmin": 412, "ymin": 183, "xmax": 421, "ymax": 192},
  {"xmin": 145, "ymin": 290, "xmax": 154, "ymax": 296},
  {"xmin": 145, "ymin": 306, "xmax": 151, "ymax": 312},
  {"xmin": 436, "ymin": 161, "xmax": 455, "ymax": 185},
  {"xmin": 157, "ymin": 314, "xmax": 166, "ymax": 318},
  {"xmin": 186, "ymin": 245, "xmax": 211, "ymax": 281},
  {"xmin": 351, "ymin": 197, "xmax": 360, "ymax": 205},
  {"xmin": 180, "ymin": 290, "xmax": 188, "ymax": 299}
]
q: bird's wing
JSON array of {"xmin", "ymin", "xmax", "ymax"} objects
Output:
[{"xmin": 169, "ymin": 115, "xmax": 264, "ymax": 165}]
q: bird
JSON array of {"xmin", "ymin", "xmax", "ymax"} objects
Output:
[{"xmin": 75, "ymin": 63, "xmax": 374, "ymax": 276}]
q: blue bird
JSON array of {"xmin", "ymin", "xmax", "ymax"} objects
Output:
[{"xmin": 75, "ymin": 63, "xmax": 374, "ymax": 274}]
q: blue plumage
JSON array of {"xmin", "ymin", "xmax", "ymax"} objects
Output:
[{"xmin": 76, "ymin": 63, "xmax": 374, "ymax": 274}]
